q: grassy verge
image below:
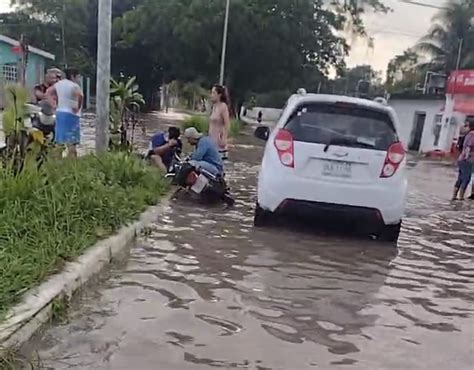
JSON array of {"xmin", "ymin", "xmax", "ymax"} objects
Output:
[
  {"xmin": 182, "ymin": 115, "xmax": 243, "ymax": 137},
  {"xmin": 0, "ymin": 153, "xmax": 168, "ymax": 318}
]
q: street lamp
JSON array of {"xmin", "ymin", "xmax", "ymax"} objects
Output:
[{"xmin": 219, "ymin": 0, "xmax": 230, "ymax": 85}]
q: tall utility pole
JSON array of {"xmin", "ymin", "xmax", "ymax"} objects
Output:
[
  {"xmin": 456, "ymin": 38, "xmax": 464, "ymax": 70},
  {"xmin": 96, "ymin": 0, "xmax": 112, "ymax": 154},
  {"xmin": 61, "ymin": 3, "xmax": 67, "ymax": 68},
  {"xmin": 219, "ymin": 0, "xmax": 230, "ymax": 85}
]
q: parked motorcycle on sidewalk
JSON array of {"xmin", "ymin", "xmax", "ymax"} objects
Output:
[
  {"xmin": 25, "ymin": 100, "xmax": 56, "ymax": 143},
  {"xmin": 166, "ymin": 153, "xmax": 235, "ymax": 207}
]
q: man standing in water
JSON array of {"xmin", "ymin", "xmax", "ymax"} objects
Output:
[{"xmin": 47, "ymin": 68, "xmax": 83, "ymax": 157}]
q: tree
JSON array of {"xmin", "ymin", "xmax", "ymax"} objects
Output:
[
  {"xmin": 7, "ymin": 0, "xmax": 387, "ymax": 106},
  {"xmin": 414, "ymin": 0, "xmax": 474, "ymax": 73},
  {"xmin": 324, "ymin": 65, "xmax": 383, "ymax": 96},
  {"xmin": 112, "ymin": 0, "xmax": 387, "ymax": 107},
  {"xmin": 386, "ymin": 49, "xmax": 423, "ymax": 93}
]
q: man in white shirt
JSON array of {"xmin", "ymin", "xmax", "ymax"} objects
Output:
[{"xmin": 47, "ymin": 68, "xmax": 83, "ymax": 157}]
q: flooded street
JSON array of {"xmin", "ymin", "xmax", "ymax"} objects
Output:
[{"xmin": 28, "ymin": 116, "xmax": 474, "ymax": 369}]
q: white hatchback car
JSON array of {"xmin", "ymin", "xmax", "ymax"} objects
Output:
[{"xmin": 254, "ymin": 93, "xmax": 407, "ymax": 242}]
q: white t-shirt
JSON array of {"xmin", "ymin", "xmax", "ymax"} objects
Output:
[{"xmin": 55, "ymin": 79, "xmax": 82, "ymax": 116}]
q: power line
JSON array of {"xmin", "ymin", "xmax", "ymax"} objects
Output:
[
  {"xmin": 397, "ymin": 0, "xmax": 448, "ymax": 10},
  {"xmin": 368, "ymin": 28, "xmax": 424, "ymax": 38}
]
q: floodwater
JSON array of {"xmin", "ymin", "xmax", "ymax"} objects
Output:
[{"xmin": 27, "ymin": 116, "xmax": 474, "ymax": 369}]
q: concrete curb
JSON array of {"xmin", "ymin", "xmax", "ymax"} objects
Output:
[{"xmin": 0, "ymin": 192, "xmax": 173, "ymax": 351}]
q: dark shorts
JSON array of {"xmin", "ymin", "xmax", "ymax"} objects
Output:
[
  {"xmin": 55, "ymin": 111, "xmax": 80, "ymax": 145},
  {"xmin": 455, "ymin": 160, "xmax": 473, "ymax": 190}
]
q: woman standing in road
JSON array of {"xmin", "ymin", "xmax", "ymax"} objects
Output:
[
  {"xmin": 209, "ymin": 84, "xmax": 231, "ymax": 160},
  {"xmin": 452, "ymin": 120, "xmax": 474, "ymax": 200}
]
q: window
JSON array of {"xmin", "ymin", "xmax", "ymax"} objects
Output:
[
  {"xmin": 284, "ymin": 103, "xmax": 398, "ymax": 151},
  {"xmin": 1, "ymin": 64, "xmax": 18, "ymax": 83}
]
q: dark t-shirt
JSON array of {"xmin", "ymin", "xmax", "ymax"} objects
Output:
[
  {"xmin": 34, "ymin": 83, "xmax": 49, "ymax": 103},
  {"xmin": 458, "ymin": 135, "xmax": 466, "ymax": 151},
  {"xmin": 150, "ymin": 132, "xmax": 182, "ymax": 168}
]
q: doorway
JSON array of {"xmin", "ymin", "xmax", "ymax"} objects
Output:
[{"xmin": 409, "ymin": 112, "xmax": 426, "ymax": 151}]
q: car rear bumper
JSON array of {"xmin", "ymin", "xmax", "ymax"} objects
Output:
[{"xmin": 257, "ymin": 170, "xmax": 406, "ymax": 225}]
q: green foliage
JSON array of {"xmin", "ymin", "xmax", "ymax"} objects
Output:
[
  {"xmin": 51, "ymin": 295, "xmax": 70, "ymax": 324},
  {"xmin": 414, "ymin": 0, "xmax": 474, "ymax": 73},
  {"xmin": 182, "ymin": 115, "xmax": 209, "ymax": 134},
  {"xmin": 0, "ymin": 153, "xmax": 168, "ymax": 318},
  {"xmin": 112, "ymin": 0, "xmax": 387, "ymax": 103},
  {"xmin": 230, "ymin": 119, "xmax": 242, "ymax": 137},
  {"xmin": 109, "ymin": 76, "xmax": 146, "ymax": 152},
  {"xmin": 1, "ymin": 85, "xmax": 47, "ymax": 174},
  {"xmin": 182, "ymin": 115, "xmax": 241, "ymax": 137},
  {"xmin": 251, "ymin": 90, "xmax": 293, "ymax": 109},
  {"xmin": 386, "ymin": 49, "xmax": 424, "ymax": 93},
  {"xmin": 10, "ymin": 0, "xmax": 387, "ymax": 102},
  {"xmin": 180, "ymin": 81, "xmax": 208, "ymax": 110}
]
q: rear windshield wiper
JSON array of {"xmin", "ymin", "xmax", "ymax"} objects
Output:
[
  {"xmin": 323, "ymin": 137, "xmax": 351, "ymax": 152},
  {"xmin": 324, "ymin": 137, "xmax": 376, "ymax": 152}
]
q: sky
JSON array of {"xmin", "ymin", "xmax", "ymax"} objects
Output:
[
  {"xmin": 346, "ymin": 0, "xmax": 442, "ymax": 73},
  {"xmin": 0, "ymin": 0, "xmax": 444, "ymax": 75}
]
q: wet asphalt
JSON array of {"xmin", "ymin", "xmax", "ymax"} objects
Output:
[{"xmin": 25, "ymin": 113, "xmax": 474, "ymax": 369}]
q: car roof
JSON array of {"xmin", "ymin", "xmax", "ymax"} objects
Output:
[{"xmin": 286, "ymin": 93, "xmax": 392, "ymax": 113}]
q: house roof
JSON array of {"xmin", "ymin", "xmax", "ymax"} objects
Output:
[{"xmin": 0, "ymin": 34, "xmax": 55, "ymax": 60}]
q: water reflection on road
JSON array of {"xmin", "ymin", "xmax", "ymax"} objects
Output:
[{"xmin": 30, "ymin": 123, "xmax": 474, "ymax": 369}]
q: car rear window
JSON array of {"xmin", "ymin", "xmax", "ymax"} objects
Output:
[{"xmin": 284, "ymin": 103, "xmax": 398, "ymax": 151}]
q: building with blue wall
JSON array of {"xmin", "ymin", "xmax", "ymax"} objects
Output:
[{"xmin": 0, "ymin": 34, "xmax": 55, "ymax": 107}]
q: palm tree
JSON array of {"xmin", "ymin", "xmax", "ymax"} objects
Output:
[{"xmin": 415, "ymin": 0, "xmax": 474, "ymax": 73}]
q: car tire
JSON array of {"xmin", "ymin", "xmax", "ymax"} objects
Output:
[
  {"xmin": 378, "ymin": 222, "xmax": 402, "ymax": 243},
  {"xmin": 254, "ymin": 203, "xmax": 271, "ymax": 227}
]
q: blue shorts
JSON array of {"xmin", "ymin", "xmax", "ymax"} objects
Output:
[{"xmin": 55, "ymin": 111, "xmax": 80, "ymax": 145}]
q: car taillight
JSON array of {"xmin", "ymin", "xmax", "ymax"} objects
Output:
[
  {"xmin": 381, "ymin": 142, "xmax": 405, "ymax": 178},
  {"xmin": 274, "ymin": 129, "xmax": 294, "ymax": 168}
]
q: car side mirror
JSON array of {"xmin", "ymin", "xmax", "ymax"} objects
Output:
[{"xmin": 254, "ymin": 126, "xmax": 270, "ymax": 141}]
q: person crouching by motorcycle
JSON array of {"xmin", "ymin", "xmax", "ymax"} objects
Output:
[
  {"xmin": 184, "ymin": 127, "xmax": 223, "ymax": 176},
  {"xmin": 148, "ymin": 126, "xmax": 183, "ymax": 172}
]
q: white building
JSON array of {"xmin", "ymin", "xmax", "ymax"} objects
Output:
[{"xmin": 388, "ymin": 97, "xmax": 446, "ymax": 153}]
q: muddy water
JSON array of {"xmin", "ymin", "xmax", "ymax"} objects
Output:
[{"xmin": 30, "ymin": 123, "xmax": 474, "ymax": 369}]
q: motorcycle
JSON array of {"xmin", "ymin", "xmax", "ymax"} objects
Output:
[
  {"xmin": 25, "ymin": 100, "xmax": 56, "ymax": 143},
  {"xmin": 0, "ymin": 101, "xmax": 55, "ymax": 165},
  {"xmin": 166, "ymin": 153, "xmax": 235, "ymax": 207}
]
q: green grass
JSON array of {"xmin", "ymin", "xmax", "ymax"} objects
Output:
[
  {"xmin": 230, "ymin": 119, "xmax": 243, "ymax": 137},
  {"xmin": 182, "ymin": 115, "xmax": 242, "ymax": 137},
  {"xmin": 0, "ymin": 153, "xmax": 168, "ymax": 319}
]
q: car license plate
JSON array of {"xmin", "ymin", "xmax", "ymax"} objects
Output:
[
  {"xmin": 322, "ymin": 161, "xmax": 352, "ymax": 178},
  {"xmin": 191, "ymin": 174, "xmax": 209, "ymax": 193}
]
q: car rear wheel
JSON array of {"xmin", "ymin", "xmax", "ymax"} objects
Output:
[
  {"xmin": 378, "ymin": 222, "xmax": 401, "ymax": 243},
  {"xmin": 254, "ymin": 203, "xmax": 272, "ymax": 227}
]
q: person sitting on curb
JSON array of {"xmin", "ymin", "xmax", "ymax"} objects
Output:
[
  {"xmin": 148, "ymin": 126, "xmax": 182, "ymax": 172},
  {"xmin": 184, "ymin": 127, "xmax": 224, "ymax": 176}
]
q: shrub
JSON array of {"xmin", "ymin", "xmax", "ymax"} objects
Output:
[
  {"xmin": 0, "ymin": 153, "xmax": 168, "ymax": 317},
  {"xmin": 230, "ymin": 119, "xmax": 243, "ymax": 136},
  {"xmin": 182, "ymin": 115, "xmax": 209, "ymax": 133},
  {"xmin": 182, "ymin": 116, "xmax": 242, "ymax": 137}
]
